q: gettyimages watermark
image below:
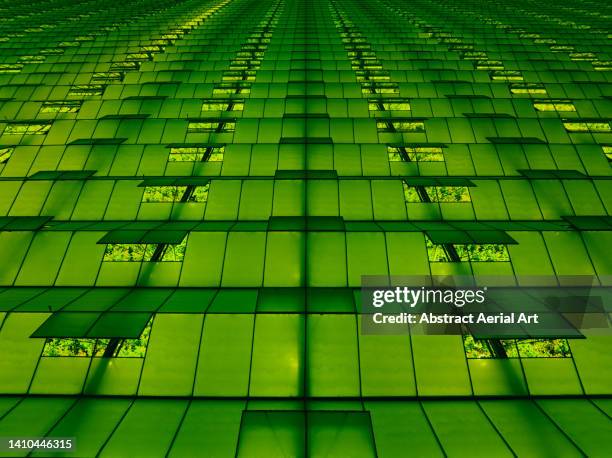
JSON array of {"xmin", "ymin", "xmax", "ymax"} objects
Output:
[
  {"xmin": 371, "ymin": 285, "xmax": 487, "ymax": 308},
  {"xmin": 360, "ymin": 275, "xmax": 611, "ymax": 336}
]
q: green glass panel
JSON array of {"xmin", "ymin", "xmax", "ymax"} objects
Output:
[
  {"xmin": 480, "ymin": 400, "xmax": 583, "ymax": 457},
  {"xmin": 423, "ymin": 401, "xmax": 513, "ymax": 457},
  {"xmin": 249, "ymin": 314, "xmax": 304, "ymax": 397},
  {"xmin": 169, "ymin": 401, "xmax": 245, "ymax": 458},
  {"xmin": 138, "ymin": 314, "xmax": 202, "ymax": 396},
  {"xmin": 98, "ymin": 400, "xmax": 187, "ymax": 458}
]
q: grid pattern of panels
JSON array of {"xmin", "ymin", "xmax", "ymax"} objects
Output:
[
  {"xmin": 0, "ymin": 0, "xmax": 611, "ymax": 455},
  {"xmin": 0, "ymin": 397, "xmax": 610, "ymax": 457}
]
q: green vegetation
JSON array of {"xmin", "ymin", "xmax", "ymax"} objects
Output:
[
  {"xmin": 142, "ymin": 184, "xmax": 209, "ymax": 203},
  {"xmin": 4, "ymin": 122, "xmax": 52, "ymax": 135},
  {"xmin": 563, "ymin": 120, "xmax": 612, "ymax": 133},
  {"xmin": 103, "ymin": 238, "xmax": 188, "ymax": 262},
  {"xmin": 41, "ymin": 101, "xmax": 82, "ymax": 113},
  {"xmin": 463, "ymin": 335, "xmax": 571, "ymax": 358},
  {"xmin": 42, "ymin": 338, "xmax": 99, "ymax": 357},
  {"xmin": 403, "ymin": 183, "xmax": 471, "ymax": 203},
  {"xmin": 42, "ymin": 319, "xmax": 152, "ymax": 357},
  {"xmin": 202, "ymin": 100, "xmax": 244, "ymax": 111},
  {"xmin": 532, "ymin": 99, "xmax": 576, "ymax": 112},
  {"xmin": 426, "ymin": 239, "xmax": 510, "ymax": 262},
  {"xmin": 68, "ymin": 84, "xmax": 105, "ymax": 96},
  {"xmin": 168, "ymin": 146, "xmax": 225, "ymax": 162},
  {"xmin": 0, "ymin": 147, "xmax": 14, "ymax": 164},
  {"xmin": 187, "ymin": 120, "xmax": 236, "ymax": 132},
  {"xmin": 388, "ymin": 146, "xmax": 444, "ymax": 162}
]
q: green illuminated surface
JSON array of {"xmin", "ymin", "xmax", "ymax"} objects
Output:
[{"xmin": 0, "ymin": 0, "xmax": 611, "ymax": 455}]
